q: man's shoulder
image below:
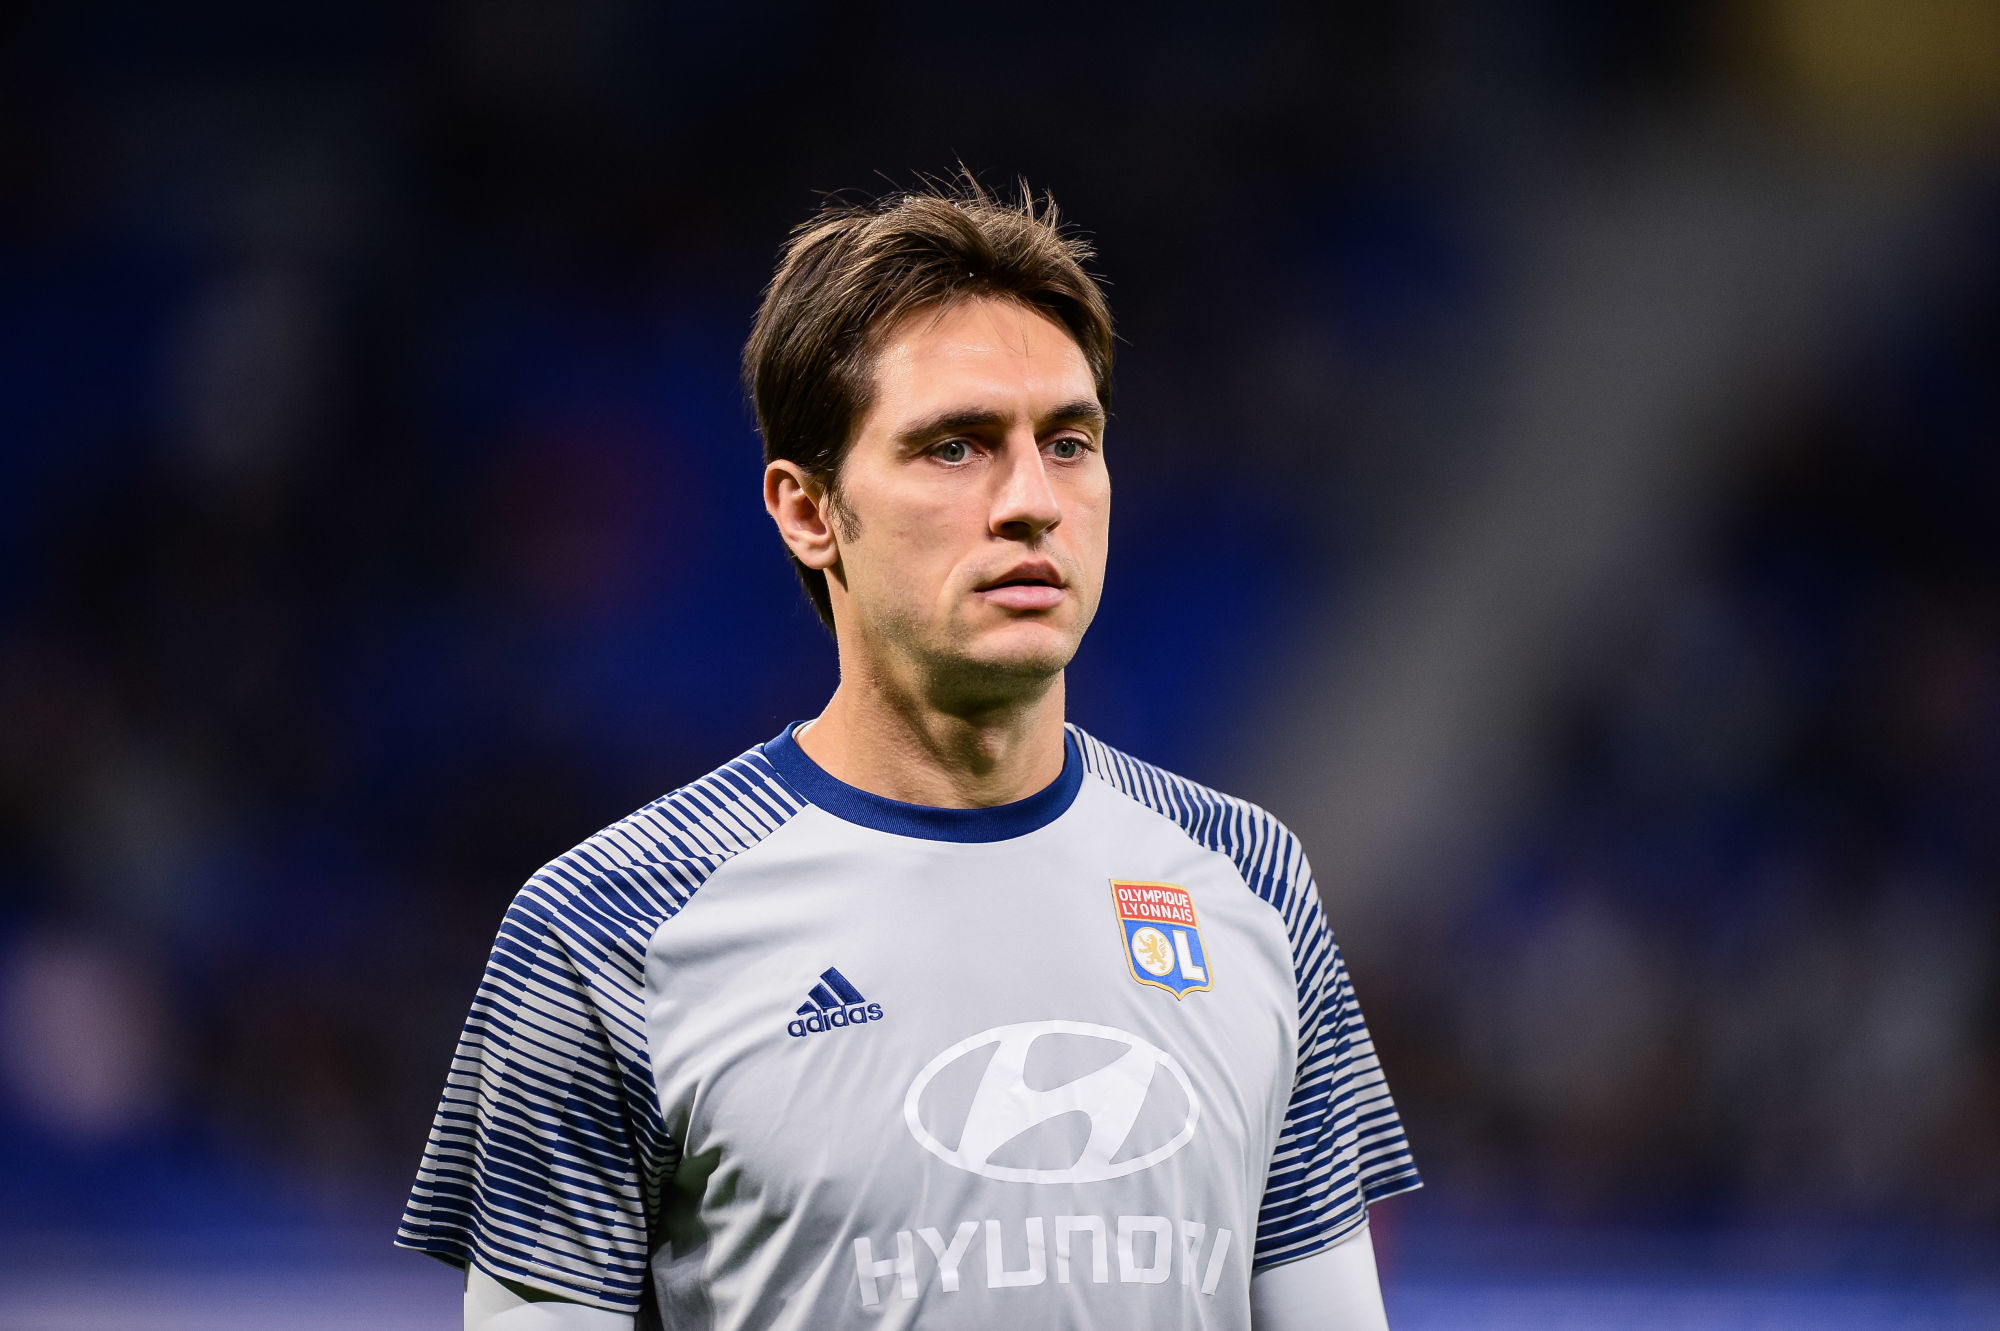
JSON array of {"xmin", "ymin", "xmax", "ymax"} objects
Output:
[
  {"xmin": 512, "ymin": 739, "xmax": 809, "ymax": 932},
  {"xmin": 1067, "ymin": 724, "xmax": 1312, "ymax": 907}
]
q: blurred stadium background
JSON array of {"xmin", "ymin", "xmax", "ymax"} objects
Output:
[{"xmin": 3, "ymin": 0, "xmax": 1999, "ymax": 1326}]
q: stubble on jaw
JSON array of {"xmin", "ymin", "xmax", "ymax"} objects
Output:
[
  {"xmin": 922, "ymin": 640, "xmax": 1073, "ymax": 717},
  {"xmin": 855, "ymin": 586, "xmax": 1086, "ymax": 720}
]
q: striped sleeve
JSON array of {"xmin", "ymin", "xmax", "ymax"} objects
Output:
[
  {"xmin": 1258, "ymin": 857, "xmax": 1420, "ymax": 1265},
  {"xmin": 395, "ymin": 747, "xmax": 805, "ymax": 1311},
  {"xmin": 1068, "ymin": 726, "xmax": 1420, "ymax": 1269}
]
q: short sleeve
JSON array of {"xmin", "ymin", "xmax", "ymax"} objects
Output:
[
  {"xmin": 1254, "ymin": 867, "xmax": 1420, "ymax": 1269},
  {"xmin": 396, "ymin": 881, "xmax": 668, "ymax": 1312}
]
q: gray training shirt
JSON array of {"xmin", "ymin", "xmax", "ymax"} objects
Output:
[{"xmin": 398, "ymin": 723, "xmax": 1419, "ymax": 1329}]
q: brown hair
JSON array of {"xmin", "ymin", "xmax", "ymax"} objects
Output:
[{"xmin": 744, "ymin": 178, "xmax": 1114, "ymax": 629}]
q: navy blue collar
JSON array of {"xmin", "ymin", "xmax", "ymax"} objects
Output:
[{"xmin": 762, "ymin": 722, "xmax": 1083, "ymax": 842}]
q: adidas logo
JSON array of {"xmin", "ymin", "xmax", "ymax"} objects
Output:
[{"xmin": 786, "ymin": 966, "xmax": 883, "ymax": 1038}]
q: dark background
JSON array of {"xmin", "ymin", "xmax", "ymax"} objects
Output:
[{"xmin": 3, "ymin": 1, "xmax": 1998, "ymax": 1325}]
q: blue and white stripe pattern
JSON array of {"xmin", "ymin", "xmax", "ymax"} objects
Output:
[
  {"xmin": 1070, "ymin": 726, "xmax": 1422, "ymax": 1268},
  {"xmin": 396, "ymin": 746, "xmax": 807, "ymax": 1311}
]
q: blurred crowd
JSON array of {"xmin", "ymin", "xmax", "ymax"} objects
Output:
[
  {"xmin": 1376, "ymin": 257, "xmax": 2000, "ymax": 1225},
  {"xmin": 2, "ymin": 0, "xmax": 1996, "ymax": 1245}
]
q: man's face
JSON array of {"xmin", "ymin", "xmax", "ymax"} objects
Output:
[{"xmin": 820, "ymin": 297, "xmax": 1109, "ymax": 705}]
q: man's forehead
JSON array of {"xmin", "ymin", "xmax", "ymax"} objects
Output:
[
  {"xmin": 879, "ymin": 299, "xmax": 1088, "ymax": 373},
  {"xmin": 870, "ymin": 299, "xmax": 1097, "ymax": 420}
]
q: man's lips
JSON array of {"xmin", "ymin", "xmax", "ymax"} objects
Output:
[
  {"xmin": 974, "ymin": 563, "xmax": 1067, "ymax": 612},
  {"xmin": 977, "ymin": 583, "xmax": 1066, "ymax": 611}
]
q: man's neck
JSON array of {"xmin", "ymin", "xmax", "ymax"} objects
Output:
[{"xmin": 794, "ymin": 672, "xmax": 1068, "ymax": 810}]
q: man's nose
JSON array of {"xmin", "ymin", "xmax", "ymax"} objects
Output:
[{"xmin": 990, "ymin": 436, "xmax": 1063, "ymax": 541}]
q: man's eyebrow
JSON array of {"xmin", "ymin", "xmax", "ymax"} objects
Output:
[
  {"xmin": 1040, "ymin": 399, "xmax": 1107, "ymax": 430},
  {"xmin": 896, "ymin": 408, "xmax": 1009, "ymax": 444},
  {"xmin": 895, "ymin": 400, "xmax": 1106, "ymax": 445}
]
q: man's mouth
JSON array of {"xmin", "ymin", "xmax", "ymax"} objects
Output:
[{"xmin": 975, "ymin": 563, "xmax": 1067, "ymax": 612}]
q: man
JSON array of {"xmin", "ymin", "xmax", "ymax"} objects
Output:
[{"xmin": 399, "ymin": 181, "xmax": 1419, "ymax": 1330}]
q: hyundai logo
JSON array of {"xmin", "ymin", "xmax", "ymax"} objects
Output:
[{"xmin": 903, "ymin": 1020, "xmax": 1200, "ymax": 1184}]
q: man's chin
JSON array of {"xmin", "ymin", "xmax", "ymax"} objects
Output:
[{"xmin": 927, "ymin": 626, "xmax": 1079, "ymax": 699}]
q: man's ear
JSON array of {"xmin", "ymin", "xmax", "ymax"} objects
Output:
[{"xmin": 764, "ymin": 460, "xmax": 841, "ymax": 571}]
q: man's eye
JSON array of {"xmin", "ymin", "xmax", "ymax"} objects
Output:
[
  {"xmin": 1049, "ymin": 437, "xmax": 1084, "ymax": 459},
  {"xmin": 934, "ymin": 440, "xmax": 969, "ymax": 463}
]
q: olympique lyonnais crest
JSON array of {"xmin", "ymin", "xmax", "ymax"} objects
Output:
[{"xmin": 1110, "ymin": 880, "xmax": 1212, "ymax": 999}]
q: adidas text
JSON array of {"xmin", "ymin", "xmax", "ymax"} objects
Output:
[{"xmin": 789, "ymin": 1002, "xmax": 884, "ymax": 1037}]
